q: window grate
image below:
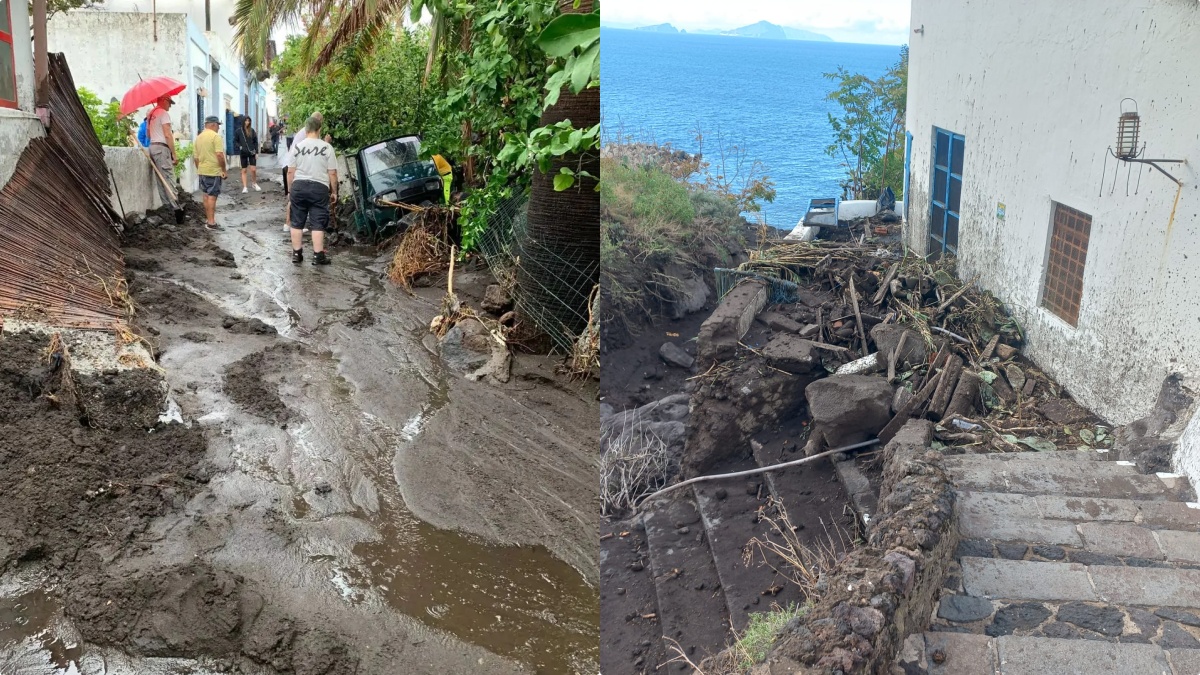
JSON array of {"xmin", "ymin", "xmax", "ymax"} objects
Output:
[{"xmin": 1042, "ymin": 203, "xmax": 1092, "ymax": 326}]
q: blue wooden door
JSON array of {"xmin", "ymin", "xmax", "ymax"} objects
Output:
[
  {"xmin": 929, "ymin": 128, "xmax": 964, "ymax": 259},
  {"xmin": 225, "ymin": 110, "xmax": 236, "ymax": 156}
]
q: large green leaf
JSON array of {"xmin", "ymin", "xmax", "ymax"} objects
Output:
[
  {"xmin": 570, "ymin": 41, "xmax": 599, "ymax": 93},
  {"xmin": 536, "ymin": 12, "xmax": 600, "ymax": 58}
]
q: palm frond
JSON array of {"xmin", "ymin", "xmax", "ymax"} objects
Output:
[
  {"xmin": 231, "ymin": 0, "xmax": 313, "ymax": 70},
  {"xmin": 309, "ymin": 0, "xmax": 413, "ymax": 73}
]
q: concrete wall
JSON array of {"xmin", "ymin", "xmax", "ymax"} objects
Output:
[
  {"xmin": 906, "ymin": 1, "xmax": 1200, "ymax": 436},
  {"xmin": 11, "ymin": 0, "xmax": 35, "ymax": 113},
  {"xmin": 104, "ymin": 146, "xmax": 164, "ymax": 215},
  {"xmin": 0, "ymin": 0, "xmax": 46, "ymax": 189},
  {"xmin": 47, "ymin": 12, "xmax": 193, "ymax": 136}
]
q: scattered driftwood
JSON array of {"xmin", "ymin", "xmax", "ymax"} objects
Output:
[{"xmin": 927, "ymin": 354, "xmax": 964, "ymax": 420}]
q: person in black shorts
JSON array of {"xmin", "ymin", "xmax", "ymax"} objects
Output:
[
  {"xmin": 234, "ymin": 116, "xmax": 260, "ymax": 193},
  {"xmin": 287, "ymin": 115, "xmax": 339, "ymax": 265}
]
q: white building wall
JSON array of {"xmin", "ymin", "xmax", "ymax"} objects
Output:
[
  {"xmin": 906, "ymin": 1, "xmax": 1200, "ymax": 447},
  {"xmin": 0, "ymin": 0, "xmax": 46, "ymax": 189},
  {"xmin": 46, "ymin": 12, "xmax": 192, "ymax": 136}
]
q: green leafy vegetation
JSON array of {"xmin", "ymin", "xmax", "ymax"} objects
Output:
[
  {"xmin": 734, "ymin": 603, "xmax": 810, "ymax": 670},
  {"xmin": 253, "ymin": 0, "xmax": 600, "ymax": 251},
  {"xmin": 173, "ymin": 141, "xmax": 194, "ymax": 180},
  {"xmin": 274, "ymin": 29, "xmax": 456, "ymax": 153},
  {"xmin": 77, "ymin": 87, "xmax": 133, "ymax": 147},
  {"xmin": 824, "ymin": 45, "xmax": 908, "ymax": 200}
]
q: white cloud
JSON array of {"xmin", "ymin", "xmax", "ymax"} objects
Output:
[{"xmin": 602, "ymin": 0, "xmax": 910, "ymax": 45}]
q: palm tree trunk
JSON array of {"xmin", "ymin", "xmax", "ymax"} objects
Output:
[{"xmin": 515, "ymin": 0, "xmax": 599, "ymax": 348}]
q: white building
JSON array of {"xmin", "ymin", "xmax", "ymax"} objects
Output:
[
  {"xmin": 46, "ymin": 4, "xmax": 273, "ymax": 150},
  {"xmin": 905, "ymin": 1, "xmax": 1200, "ymax": 482},
  {"xmin": 0, "ymin": 0, "xmax": 46, "ymax": 188}
]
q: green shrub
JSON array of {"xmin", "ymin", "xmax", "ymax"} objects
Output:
[{"xmin": 78, "ymin": 87, "xmax": 134, "ymax": 147}]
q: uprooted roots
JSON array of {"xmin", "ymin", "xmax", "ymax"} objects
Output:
[
  {"xmin": 387, "ymin": 207, "xmax": 456, "ymax": 289},
  {"xmin": 744, "ymin": 497, "xmax": 856, "ymax": 599},
  {"xmin": 599, "ymin": 414, "xmax": 678, "ymax": 517},
  {"xmin": 566, "ymin": 285, "xmax": 600, "ymax": 380}
]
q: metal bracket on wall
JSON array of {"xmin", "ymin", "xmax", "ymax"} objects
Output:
[{"xmin": 1100, "ymin": 145, "xmax": 1188, "ymax": 196}]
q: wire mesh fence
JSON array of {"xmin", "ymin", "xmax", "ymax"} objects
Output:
[
  {"xmin": 714, "ymin": 267, "xmax": 800, "ymax": 304},
  {"xmin": 477, "ymin": 193, "xmax": 599, "ymax": 353}
]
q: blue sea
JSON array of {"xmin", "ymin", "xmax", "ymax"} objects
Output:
[{"xmin": 601, "ymin": 29, "xmax": 903, "ymax": 228}]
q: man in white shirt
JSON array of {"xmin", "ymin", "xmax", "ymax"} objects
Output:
[
  {"xmin": 288, "ymin": 114, "xmax": 339, "ymax": 266},
  {"xmin": 281, "ymin": 112, "xmax": 333, "ymax": 233}
]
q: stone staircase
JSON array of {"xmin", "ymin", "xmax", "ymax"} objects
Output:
[
  {"xmin": 902, "ymin": 451, "xmax": 1200, "ymax": 674},
  {"xmin": 601, "ymin": 448, "xmax": 859, "ymax": 674}
]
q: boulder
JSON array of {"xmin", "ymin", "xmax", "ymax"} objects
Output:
[
  {"xmin": 1116, "ymin": 374, "xmax": 1196, "ymax": 473},
  {"xmin": 480, "ymin": 284, "xmax": 513, "ymax": 315},
  {"xmin": 761, "ymin": 334, "xmax": 818, "ymax": 374},
  {"xmin": 869, "ymin": 323, "xmax": 926, "ymax": 369},
  {"xmin": 440, "ymin": 319, "xmax": 492, "ymax": 372},
  {"xmin": 805, "ymin": 375, "xmax": 894, "ymax": 450},
  {"xmin": 672, "ymin": 276, "xmax": 710, "ymax": 318},
  {"xmin": 1037, "ymin": 398, "xmax": 1090, "ymax": 425},
  {"xmin": 659, "ymin": 342, "xmax": 694, "ymax": 369}
]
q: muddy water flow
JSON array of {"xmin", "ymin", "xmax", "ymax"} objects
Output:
[{"xmin": 209, "ymin": 196, "xmax": 598, "ymax": 673}]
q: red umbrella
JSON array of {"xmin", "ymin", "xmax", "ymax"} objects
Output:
[{"xmin": 119, "ymin": 76, "xmax": 186, "ymax": 116}]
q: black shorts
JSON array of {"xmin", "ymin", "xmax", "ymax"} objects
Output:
[
  {"xmin": 240, "ymin": 152, "xmax": 257, "ymax": 168},
  {"xmin": 198, "ymin": 175, "xmax": 222, "ymax": 196},
  {"xmin": 289, "ymin": 180, "xmax": 330, "ymax": 231}
]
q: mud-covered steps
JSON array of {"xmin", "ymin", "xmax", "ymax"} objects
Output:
[{"xmin": 903, "ymin": 451, "xmax": 1200, "ymax": 674}]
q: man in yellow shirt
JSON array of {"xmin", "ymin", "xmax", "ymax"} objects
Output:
[{"xmin": 193, "ymin": 115, "xmax": 228, "ymax": 230}]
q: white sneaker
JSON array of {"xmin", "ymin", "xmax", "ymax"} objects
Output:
[
  {"xmin": 253, "ymin": 184, "xmax": 261, "ymax": 192},
  {"xmin": 303, "ymin": 228, "xmax": 311, "ymax": 235},
  {"xmin": 283, "ymin": 224, "xmax": 290, "ymax": 233},
  {"xmin": 242, "ymin": 187, "xmax": 248, "ymax": 194}
]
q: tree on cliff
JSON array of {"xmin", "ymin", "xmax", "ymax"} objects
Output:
[{"xmin": 824, "ymin": 45, "xmax": 908, "ymax": 201}]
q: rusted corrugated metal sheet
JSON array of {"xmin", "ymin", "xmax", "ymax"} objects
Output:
[{"xmin": 0, "ymin": 53, "xmax": 126, "ymax": 329}]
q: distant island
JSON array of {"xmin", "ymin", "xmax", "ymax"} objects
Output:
[{"xmin": 633, "ymin": 20, "xmax": 832, "ymax": 42}]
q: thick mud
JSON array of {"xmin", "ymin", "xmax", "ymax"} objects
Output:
[{"xmin": 0, "ymin": 156, "xmax": 598, "ymax": 673}]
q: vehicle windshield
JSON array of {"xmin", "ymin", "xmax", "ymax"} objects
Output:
[{"xmin": 362, "ymin": 137, "xmax": 422, "ymax": 177}]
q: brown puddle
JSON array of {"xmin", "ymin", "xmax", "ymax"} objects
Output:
[{"xmin": 354, "ymin": 510, "xmax": 598, "ymax": 674}]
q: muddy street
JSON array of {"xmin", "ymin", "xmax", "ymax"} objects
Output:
[{"xmin": 0, "ymin": 156, "xmax": 598, "ymax": 674}]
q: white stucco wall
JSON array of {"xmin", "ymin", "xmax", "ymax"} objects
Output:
[
  {"xmin": 10, "ymin": 0, "xmax": 35, "ymax": 113},
  {"xmin": 906, "ymin": 1, "xmax": 1200, "ymax": 441},
  {"xmin": 104, "ymin": 146, "xmax": 165, "ymax": 215},
  {"xmin": 0, "ymin": 0, "xmax": 46, "ymax": 189},
  {"xmin": 46, "ymin": 12, "xmax": 193, "ymax": 136}
]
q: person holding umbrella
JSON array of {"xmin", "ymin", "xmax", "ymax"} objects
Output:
[
  {"xmin": 147, "ymin": 95, "xmax": 180, "ymax": 214},
  {"xmin": 120, "ymin": 76, "xmax": 187, "ymax": 222}
]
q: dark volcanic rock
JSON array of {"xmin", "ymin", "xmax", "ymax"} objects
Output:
[
  {"xmin": 986, "ymin": 603, "xmax": 1051, "ymax": 637},
  {"xmin": 937, "ymin": 595, "xmax": 993, "ymax": 623},
  {"xmin": 1056, "ymin": 602, "xmax": 1124, "ymax": 636}
]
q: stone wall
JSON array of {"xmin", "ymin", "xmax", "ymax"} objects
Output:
[{"xmin": 731, "ymin": 420, "xmax": 958, "ymax": 674}]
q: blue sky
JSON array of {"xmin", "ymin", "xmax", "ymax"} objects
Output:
[{"xmin": 601, "ymin": 0, "xmax": 911, "ymax": 45}]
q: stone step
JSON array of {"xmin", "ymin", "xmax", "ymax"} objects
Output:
[
  {"xmin": 942, "ymin": 455, "xmax": 1193, "ymax": 501},
  {"xmin": 641, "ymin": 496, "xmax": 730, "ymax": 663},
  {"xmin": 600, "ymin": 522, "xmax": 665, "ymax": 675},
  {"xmin": 960, "ymin": 556, "xmax": 1200, "ymax": 608},
  {"xmin": 913, "ymin": 632, "xmax": 1200, "ymax": 674},
  {"xmin": 692, "ymin": 456, "xmax": 804, "ymax": 632},
  {"xmin": 958, "ymin": 491, "xmax": 1200, "ymax": 562}
]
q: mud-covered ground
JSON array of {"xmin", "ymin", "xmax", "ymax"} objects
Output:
[{"xmin": 0, "ymin": 156, "xmax": 598, "ymax": 674}]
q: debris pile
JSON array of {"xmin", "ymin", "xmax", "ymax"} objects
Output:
[{"xmin": 719, "ymin": 239, "xmax": 1109, "ymax": 459}]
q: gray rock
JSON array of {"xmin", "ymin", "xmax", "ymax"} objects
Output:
[
  {"xmin": 1038, "ymin": 398, "xmax": 1090, "ymax": 425},
  {"xmin": 869, "ymin": 323, "xmax": 926, "ymax": 368},
  {"xmin": 1068, "ymin": 551, "xmax": 1122, "ymax": 567},
  {"xmin": 761, "ymin": 334, "xmax": 818, "ymax": 374},
  {"xmin": 957, "ymin": 539, "xmax": 994, "ymax": 559},
  {"xmin": 757, "ymin": 311, "xmax": 803, "ymax": 334},
  {"xmin": 1126, "ymin": 608, "xmax": 1160, "ymax": 642},
  {"xmin": 659, "ymin": 342, "xmax": 694, "ymax": 369},
  {"xmin": 1032, "ymin": 545, "xmax": 1066, "ymax": 560},
  {"xmin": 1056, "ymin": 601, "xmax": 1124, "ymax": 636},
  {"xmin": 1160, "ymin": 621, "xmax": 1200, "ymax": 649},
  {"xmin": 938, "ymin": 595, "xmax": 994, "ymax": 623},
  {"xmin": 986, "ymin": 602, "xmax": 1051, "ymax": 636},
  {"xmin": 480, "ymin": 284, "xmax": 513, "ymax": 314},
  {"xmin": 440, "ymin": 320, "xmax": 492, "ymax": 372},
  {"xmin": 1155, "ymin": 607, "xmax": 1200, "ymax": 627},
  {"xmin": 805, "ymin": 375, "xmax": 894, "ymax": 448},
  {"xmin": 996, "ymin": 543, "xmax": 1028, "ymax": 560},
  {"xmin": 671, "ymin": 275, "xmax": 709, "ymax": 318},
  {"xmin": 1004, "ymin": 363, "xmax": 1027, "ymax": 393},
  {"xmin": 1041, "ymin": 621, "xmax": 1082, "ymax": 639}
]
